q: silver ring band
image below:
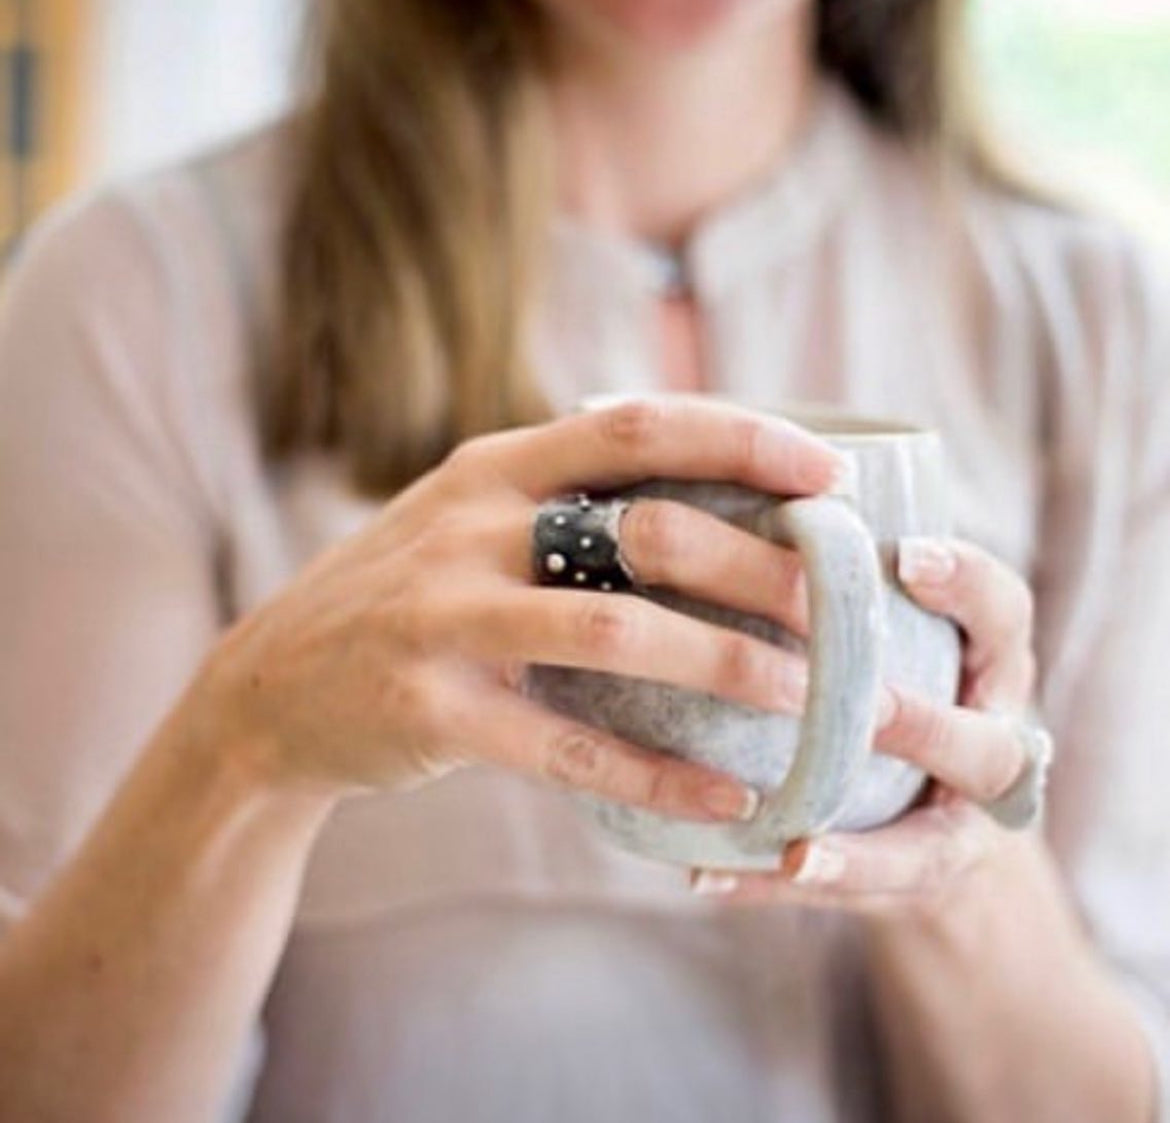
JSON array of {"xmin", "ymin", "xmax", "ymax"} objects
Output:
[{"xmin": 982, "ymin": 721, "xmax": 1054, "ymax": 831}]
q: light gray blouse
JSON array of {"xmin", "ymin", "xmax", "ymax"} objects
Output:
[{"xmin": 1, "ymin": 83, "xmax": 1168, "ymax": 1122}]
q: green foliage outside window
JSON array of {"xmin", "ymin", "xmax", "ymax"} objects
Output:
[{"xmin": 974, "ymin": 1, "xmax": 1170, "ymax": 202}]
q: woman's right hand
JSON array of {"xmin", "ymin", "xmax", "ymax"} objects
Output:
[{"xmin": 187, "ymin": 397, "xmax": 846, "ymax": 820}]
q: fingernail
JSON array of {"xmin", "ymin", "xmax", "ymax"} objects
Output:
[
  {"xmin": 692, "ymin": 872, "xmax": 740, "ymax": 896},
  {"xmin": 758, "ymin": 419, "xmax": 846, "ymax": 493},
  {"xmin": 738, "ymin": 785, "xmax": 763, "ymax": 822},
  {"xmin": 791, "ymin": 844, "xmax": 847, "ymax": 886},
  {"xmin": 773, "ymin": 661, "xmax": 808, "ymax": 714},
  {"xmin": 898, "ymin": 537, "xmax": 957, "ymax": 586},
  {"xmin": 825, "ymin": 451, "xmax": 859, "ymax": 499},
  {"xmin": 577, "ymin": 391, "xmax": 654, "ymax": 413},
  {"xmin": 704, "ymin": 784, "xmax": 763, "ymax": 823},
  {"xmin": 876, "ymin": 687, "xmax": 899, "ymax": 731}
]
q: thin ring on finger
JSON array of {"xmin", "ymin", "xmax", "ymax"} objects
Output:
[
  {"xmin": 981, "ymin": 720, "xmax": 1053, "ymax": 830},
  {"xmin": 877, "ymin": 691, "xmax": 1054, "ymax": 829}
]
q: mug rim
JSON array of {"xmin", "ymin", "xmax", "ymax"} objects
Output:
[
  {"xmin": 576, "ymin": 393, "xmax": 937, "ymax": 441},
  {"xmin": 778, "ymin": 404, "xmax": 937, "ymax": 440}
]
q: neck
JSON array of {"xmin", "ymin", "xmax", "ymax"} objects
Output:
[{"xmin": 546, "ymin": 6, "xmax": 816, "ymax": 246}]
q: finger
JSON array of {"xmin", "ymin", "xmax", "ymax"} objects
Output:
[
  {"xmin": 693, "ymin": 793, "xmax": 995, "ymax": 902},
  {"xmin": 453, "ymin": 397, "xmax": 847, "ymax": 500},
  {"xmin": 619, "ymin": 499, "xmax": 809, "ymax": 634},
  {"xmin": 875, "ymin": 689, "xmax": 1026, "ymax": 804},
  {"xmin": 460, "ymin": 685, "xmax": 761, "ymax": 823},
  {"xmin": 442, "ymin": 587, "xmax": 808, "ymax": 715},
  {"xmin": 490, "ymin": 499, "xmax": 809, "ymax": 635},
  {"xmin": 897, "ymin": 537, "xmax": 1035, "ymax": 704}
]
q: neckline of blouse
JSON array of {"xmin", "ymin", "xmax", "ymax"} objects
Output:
[{"xmin": 549, "ymin": 79, "xmax": 869, "ymax": 306}]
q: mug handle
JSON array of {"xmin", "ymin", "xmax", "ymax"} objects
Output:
[{"xmin": 743, "ymin": 495, "xmax": 885, "ymax": 846}]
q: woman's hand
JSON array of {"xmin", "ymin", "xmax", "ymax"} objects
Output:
[
  {"xmin": 187, "ymin": 397, "xmax": 846, "ymax": 819},
  {"xmin": 692, "ymin": 536, "xmax": 1043, "ymax": 917}
]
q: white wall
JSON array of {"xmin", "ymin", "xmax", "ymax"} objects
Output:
[{"xmin": 85, "ymin": 0, "xmax": 304, "ymax": 182}]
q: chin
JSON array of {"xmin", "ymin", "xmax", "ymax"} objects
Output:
[{"xmin": 546, "ymin": 0, "xmax": 803, "ymax": 53}]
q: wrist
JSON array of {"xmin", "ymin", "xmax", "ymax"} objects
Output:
[
  {"xmin": 858, "ymin": 834, "xmax": 1159, "ymax": 1123},
  {"xmin": 860, "ymin": 831, "xmax": 1050, "ymax": 946},
  {"xmin": 160, "ymin": 658, "xmax": 349, "ymax": 818}
]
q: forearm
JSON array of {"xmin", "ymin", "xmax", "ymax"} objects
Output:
[
  {"xmin": 0, "ymin": 696, "xmax": 339, "ymax": 1123},
  {"xmin": 862, "ymin": 836, "xmax": 1155, "ymax": 1123}
]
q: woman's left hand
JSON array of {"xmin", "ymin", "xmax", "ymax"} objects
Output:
[{"xmin": 692, "ymin": 536, "xmax": 1043, "ymax": 918}]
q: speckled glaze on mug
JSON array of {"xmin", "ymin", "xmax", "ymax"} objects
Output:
[{"xmin": 525, "ymin": 412, "xmax": 962, "ymax": 870}]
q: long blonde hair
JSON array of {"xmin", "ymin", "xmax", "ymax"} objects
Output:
[{"xmin": 270, "ymin": 0, "xmax": 977, "ymax": 496}]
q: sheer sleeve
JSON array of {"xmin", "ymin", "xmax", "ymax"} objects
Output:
[
  {"xmin": 1031, "ymin": 223, "xmax": 1170, "ymax": 1120},
  {"xmin": 0, "ymin": 191, "xmax": 224, "ymax": 931}
]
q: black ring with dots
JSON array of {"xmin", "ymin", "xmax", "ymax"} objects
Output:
[{"xmin": 532, "ymin": 494, "xmax": 634, "ymax": 592}]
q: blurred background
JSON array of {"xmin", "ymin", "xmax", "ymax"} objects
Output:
[{"xmin": 1, "ymin": 0, "xmax": 1168, "ymax": 256}]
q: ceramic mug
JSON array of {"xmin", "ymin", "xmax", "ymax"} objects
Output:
[{"xmin": 525, "ymin": 410, "xmax": 962, "ymax": 870}]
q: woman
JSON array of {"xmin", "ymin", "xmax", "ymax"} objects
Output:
[{"xmin": 0, "ymin": 0, "xmax": 1165, "ymax": 1119}]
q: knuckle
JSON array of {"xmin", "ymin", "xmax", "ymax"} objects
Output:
[
  {"xmin": 391, "ymin": 598, "xmax": 432, "ymax": 653},
  {"xmin": 415, "ymin": 510, "xmax": 465, "ymax": 553},
  {"xmin": 771, "ymin": 550, "xmax": 807, "ymax": 611},
  {"xmin": 377, "ymin": 586, "xmax": 440, "ymax": 655},
  {"xmin": 625, "ymin": 501, "xmax": 688, "ymax": 575},
  {"xmin": 905, "ymin": 699, "xmax": 952, "ymax": 762},
  {"xmin": 642, "ymin": 761, "xmax": 677, "ymax": 812},
  {"xmin": 402, "ymin": 518, "xmax": 483, "ymax": 579},
  {"xmin": 426, "ymin": 592, "xmax": 496, "ymax": 659},
  {"xmin": 947, "ymin": 544, "xmax": 991, "ymax": 604},
  {"xmin": 977, "ymin": 550, "xmax": 1033, "ymax": 621},
  {"xmin": 577, "ymin": 599, "xmax": 637, "ymax": 660},
  {"xmin": 632, "ymin": 759, "xmax": 706, "ymax": 818},
  {"xmin": 444, "ymin": 436, "xmax": 489, "ymax": 476},
  {"xmin": 378, "ymin": 667, "xmax": 442, "ymax": 728},
  {"xmin": 714, "ymin": 632, "xmax": 769, "ymax": 697},
  {"xmin": 732, "ymin": 416, "xmax": 770, "ymax": 480},
  {"xmin": 444, "ymin": 432, "xmax": 512, "ymax": 485},
  {"xmin": 598, "ymin": 399, "xmax": 667, "ymax": 453},
  {"xmin": 545, "ymin": 726, "xmax": 611, "ymax": 787},
  {"xmin": 499, "ymin": 659, "xmax": 528, "ymax": 692},
  {"xmin": 967, "ymin": 549, "xmax": 1034, "ymax": 633}
]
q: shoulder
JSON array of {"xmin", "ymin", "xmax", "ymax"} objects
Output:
[
  {"xmin": 966, "ymin": 184, "xmax": 1170, "ymax": 500},
  {"xmin": 3, "ymin": 119, "xmax": 295, "ymax": 338},
  {"xmin": 839, "ymin": 94, "xmax": 1170, "ymax": 350},
  {"xmin": 1, "ymin": 117, "xmax": 297, "ymax": 404},
  {"xmin": 0, "ymin": 122, "xmax": 298, "ymax": 524},
  {"xmin": 841, "ymin": 107, "xmax": 1169, "ymax": 423},
  {"xmin": 848, "ymin": 117, "xmax": 1170, "ymax": 489},
  {"xmin": 984, "ymin": 192, "xmax": 1170, "ymax": 473},
  {"xmin": 962, "ymin": 180, "xmax": 1170, "ymax": 366}
]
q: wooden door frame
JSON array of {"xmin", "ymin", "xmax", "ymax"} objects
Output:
[
  {"xmin": 2, "ymin": 0, "xmax": 87, "ymax": 247},
  {"xmin": 37, "ymin": 0, "xmax": 88, "ymax": 210}
]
